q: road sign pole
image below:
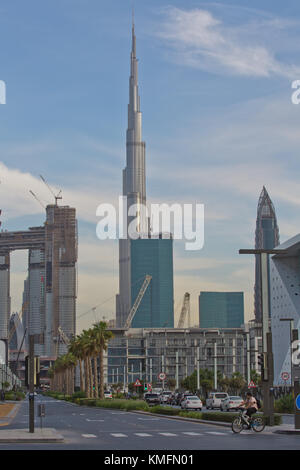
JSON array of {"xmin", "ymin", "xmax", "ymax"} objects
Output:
[{"xmin": 29, "ymin": 335, "xmax": 35, "ymax": 433}]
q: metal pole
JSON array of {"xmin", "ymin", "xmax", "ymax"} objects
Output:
[
  {"xmin": 162, "ymin": 355, "xmax": 165, "ymax": 390},
  {"xmin": 29, "ymin": 335, "xmax": 35, "ymax": 433},
  {"xmin": 246, "ymin": 333, "xmax": 250, "ymax": 385},
  {"xmin": 197, "ymin": 347, "xmax": 200, "ymax": 391},
  {"xmin": 214, "ymin": 342, "xmax": 217, "ymax": 390},
  {"xmin": 140, "ymin": 361, "xmax": 142, "ymax": 380},
  {"xmin": 176, "ymin": 352, "xmax": 179, "ymax": 390},
  {"xmin": 150, "ymin": 358, "xmax": 152, "ymax": 385}
]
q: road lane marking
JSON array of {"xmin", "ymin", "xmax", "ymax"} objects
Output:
[
  {"xmin": 111, "ymin": 433, "xmax": 127, "ymax": 437},
  {"xmin": 82, "ymin": 434, "xmax": 97, "ymax": 438},
  {"xmin": 86, "ymin": 419, "xmax": 105, "ymax": 422},
  {"xmin": 206, "ymin": 432, "xmax": 228, "ymax": 435},
  {"xmin": 182, "ymin": 432, "xmax": 203, "ymax": 436},
  {"xmin": 159, "ymin": 433, "xmax": 177, "ymax": 437},
  {"xmin": 134, "ymin": 433, "xmax": 153, "ymax": 437}
]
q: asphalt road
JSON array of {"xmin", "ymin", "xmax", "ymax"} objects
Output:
[{"xmin": 1, "ymin": 395, "xmax": 299, "ymax": 450}]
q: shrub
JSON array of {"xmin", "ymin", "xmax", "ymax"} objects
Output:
[
  {"xmin": 72, "ymin": 391, "xmax": 86, "ymax": 399},
  {"xmin": 274, "ymin": 394, "xmax": 294, "ymax": 414},
  {"xmin": 150, "ymin": 406, "xmax": 180, "ymax": 416},
  {"xmin": 179, "ymin": 411, "xmax": 203, "ymax": 419}
]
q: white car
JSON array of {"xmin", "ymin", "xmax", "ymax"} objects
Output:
[
  {"xmin": 181, "ymin": 395, "xmax": 203, "ymax": 411},
  {"xmin": 104, "ymin": 391, "xmax": 112, "ymax": 399},
  {"xmin": 159, "ymin": 391, "xmax": 172, "ymax": 404},
  {"xmin": 220, "ymin": 396, "xmax": 243, "ymax": 411},
  {"xmin": 206, "ymin": 392, "xmax": 229, "ymax": 409}
]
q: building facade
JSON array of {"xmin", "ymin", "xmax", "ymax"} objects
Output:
[
  {"xmin": 131, "ymin": 236, "xmax": 174, "ymax": 328},
  {"xmin": 270, "ymin": 234, "xmax": 300, "ymax": 386},
  {"xmin": 254, "ymin": 187, "xmax": 280, "ymax": 322},
  {"xmin": 199, "ymin": 292, "xmax": 244, "ymax": 328},
  {"xmin": 106, "ymin": 327, "xmax": 259, "ymax": 389},
  {"xmin": 0, "ymin": 203, "xmax": 77, "ymax": 363}
]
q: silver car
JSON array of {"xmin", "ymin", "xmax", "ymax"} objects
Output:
[
  {"xmin": 181, "ymin": 395, "xmax": 203, "ymax": 411},
  {"xmin": 220, "ymin": 396, "xmax": 243, "ymax": 411}
]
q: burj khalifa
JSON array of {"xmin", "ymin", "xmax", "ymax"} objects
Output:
[{"xmin": 116, "ymin": 20, "xmax": 147, "ymax": 328}]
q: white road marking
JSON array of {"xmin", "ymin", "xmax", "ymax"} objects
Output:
[
  {"xmin": 86, "ymin": 418, "xmax": 105, "ymax": 422},
  {"xmin": 134, "ymin": 433, "xmax": 153, "ymax": 437},
  {"xmin": 182, "ymin": 432, "xmax": 203, "ymax": 436},
  {"xmin": 111, "ymin": 433, "xmax": 128, "ymax": 437},
  {"xmin": 82, "ymin": 434, "xmax": 97, "ymax": 438},
  {"xmin": 138, "ymin": 417, "xmax": 160, "ymax": 421},
  {"xmin": 159, "ymin": 433, "xmax": 177, "ymax": 437},
  {"xmin": 206, "ymin": 431, "xmax": 228, "ymax": 435}
]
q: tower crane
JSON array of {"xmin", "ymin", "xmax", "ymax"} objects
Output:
[
  {"xmin": 177, "ymin": 292, "xmax": 190, "ymax": 328},
  {"xmin": 55, "ymin": 325, "xmax": 70, "ymax": 357},
  {"xmin": 29, "ymin": 190, "xmax": 45, "ymax": 210},
  {"xmin": 124, "ymin": 275, "xmax": 152, "ymax": 329},
  {"xmin": 40, "ymin": 175, "xmax": 62, "ymax": 206}
]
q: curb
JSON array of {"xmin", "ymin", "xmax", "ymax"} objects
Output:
[{"xmin": 0, "ymin": 428, "xmax": 64, "ymax": 443}]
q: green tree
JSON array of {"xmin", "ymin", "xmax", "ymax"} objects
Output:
[{"xmin": 91, "ymin": 322, "xmax": 114, "ymax": 399}]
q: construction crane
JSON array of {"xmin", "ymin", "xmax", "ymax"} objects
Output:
[
  {"xmin": 29, "ymin": 190, "xmax": 45, "ymax": 210},
  {"xmin": 124, "ymin": 275, "xmax": 152, "ymax": 329},
  {"xmin": 177, "ymin": 292, "xmax": 190, "ymax": 328},
  {"xmin": 40, "ymin": 175, "xmax": 62, "ymax": 206},
  {"xmin": 55, "ymin": 325, "xmax": 70, "ymax": 357}
]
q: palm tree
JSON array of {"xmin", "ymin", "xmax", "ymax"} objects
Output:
[
  {"xmin": 69, "ymin": 336, "xmax": 85, "ymax": 393},
  {"xmin": 92, "ymin": 322, "xmax": 114, "ymax": 399},
  {"xmin": 81, "ymin": 329, "xmax": 94, "ymax": 398}
]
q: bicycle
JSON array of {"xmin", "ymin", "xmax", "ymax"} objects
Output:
[{"xmin": 232, "ymin": 408, "xmax": 265, "ymax": 434}]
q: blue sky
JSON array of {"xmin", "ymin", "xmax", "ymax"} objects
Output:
[{"xmin": 1, "ymin": 0, "xmax": 300, "ymax": 330}]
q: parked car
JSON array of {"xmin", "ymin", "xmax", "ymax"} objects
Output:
[
  {"xmin": 220, "ymin": 396, "xmax": 243, "ymax": 411},
  {"xmin": 145, "ymin": 393, "xmax": 161, "ymax": 406},
  {"xmin": 206, "ymin": 392, "xmax": 229, "ymax": 409},
  {"xmin": 181, "ymin": 395, "xmax": 203, "ymax": 411},
  {"xmin": 159, "ymin": 391, "xmax": 172, "ymax": 404},
  {"xmin": 104, "ymin": 390, "xmax": 113, "ymax": 399}
]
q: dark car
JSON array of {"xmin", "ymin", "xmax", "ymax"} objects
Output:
[{"xmin": 145, "ymin": 393, "xmax": 161, "ymax": 406}]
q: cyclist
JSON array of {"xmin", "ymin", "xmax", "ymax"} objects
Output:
[{"xmin": 239, "ymin": 392, "xmax": 258, "ymax": 427}]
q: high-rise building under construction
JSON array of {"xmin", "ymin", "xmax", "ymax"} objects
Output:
[{"xmin": 0, "ymin": 203, "xmax": 77, "ymax": 361}]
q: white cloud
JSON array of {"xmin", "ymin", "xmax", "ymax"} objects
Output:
[{"xmin": 158, "ymin": 7, "xmax": 300, "ymax": 78}]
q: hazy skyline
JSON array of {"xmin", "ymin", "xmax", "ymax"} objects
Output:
[{"xmin": 1, "ymin": 1, "xmax": 300, "ymax": 331}]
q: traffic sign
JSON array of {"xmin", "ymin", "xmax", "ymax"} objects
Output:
[
  {"xmin": 281, "ymin": 372, "xmax": 290, "ymax": 382},
  {"xmin": 158, "ymin": 372, "xmax": 166, "ymax": 381},
  {"xmin": 296, "ymin": 394, "xmax": 300, "ymax": 411},
  {"xmin": 147, "ymin": 383, "xmax": 152, "ymax": 391},
  {"xmin": 248, "ymin": 380, "xmax": 256, "ymax": 388},
  {"xmin": 134, "ymin": 379, "xmax": 142, "ymax": 387}
]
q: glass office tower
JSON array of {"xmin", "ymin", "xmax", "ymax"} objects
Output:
[
  {"xmin": 130, "ymin": 236, "xmax": 174, "ymax": 328},
  {"xmin": 199, "ymin": 292, "xmax": 244, "ymax": 328}
]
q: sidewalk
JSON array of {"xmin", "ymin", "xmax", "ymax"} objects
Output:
[
  {"xmin": 0, "ymin": 402, "xmax": 20, "ymax": 426},
  {"xmin": 0, "ymin": 428, "xmax": 64, "ymax": 443}
]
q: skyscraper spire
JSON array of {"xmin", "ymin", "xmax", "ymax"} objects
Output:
[
  {"xmin": 117, "ymin": 18, "xmax": 146, "ymax": 327},
  {"xmin": 254, "ymin": 186, "xmax": 280, "ymax": 322}
]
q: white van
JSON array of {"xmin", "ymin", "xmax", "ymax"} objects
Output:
[{"xmin": 206, "ymin": 392, "xmax": 229, "ymax": 409}]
